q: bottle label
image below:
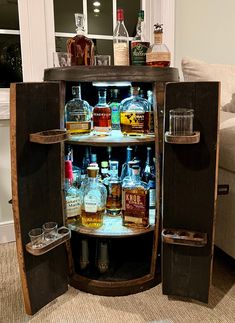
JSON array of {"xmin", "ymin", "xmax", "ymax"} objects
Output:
[
  {"xmin": 114, "ymin": 43, "xmax": 129, "ymax": 65},
  {"xmin": 149, "ymin": 188, "xmax": 156, "ymax": 208},
  {"xmin": 120, "ymin": 112, "xmax": 145, "ymax": 131},
  {"xmin": 146, "ymin": 52, "xmax": 171, "ymax": 63},
  {"xmin": 144, "ymin": 111, "xmax": 154, "ymax": 134},
  {"xmin": 84, "ymin": 194, "xmax": 98, "ymax": 213},
  {"xmin": 66, "ymin": 196, "xmax": 81, "ymax": 218},
  {"xmin": 131, "ymin": 41, "xmax": 150, "ymax": 65},
  {"xmin": 122, "ymin": 191, "xmax": 148, "ymax": 218},
  {"xmin": 66, "ymin": 121, "xmax": 91, "ymax": 132},
  {"xmin": 110, "ymin": 103, "xmax": 120, "ymax": 127},
  {"xmin": 154, "ymin": 33, "xmax": 163, "ymax": 45}
]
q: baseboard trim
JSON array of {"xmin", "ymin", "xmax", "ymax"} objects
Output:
[{"xmin": 0, "ymin": 221, "xmax": 15, "ymax": 243}]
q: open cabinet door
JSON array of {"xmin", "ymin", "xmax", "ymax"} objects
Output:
[
  {"xmin": 162, "ymin": 82, "xmax": 220, "ymax": 303},
  {"xmin": 10, "ymin": 82, "xmax": 68, "ymax": 315}
]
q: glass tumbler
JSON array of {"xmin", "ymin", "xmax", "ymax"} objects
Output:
[
  {"xmin": 28, "ymin": 228, "xmax": 44, "ymax": 248},
  {"xmin": 169, "ymin": 108, "xmax": 194, "ymax": 136},
  {"xmin": 42, "ymin": 222, "xmax": 58, "ymax": 241}
]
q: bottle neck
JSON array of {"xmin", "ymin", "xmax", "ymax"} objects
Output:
[
  {"xmin": 146, "ymin": 148, "xmax": 153, "ymax": 165},
  {"xmin": 88, "ymin": 177, "xmax": 98, "ymax": 185},
  {"xmin": 134, "ymin": 18, "xmax": 143, "ymax": 40},
  {"xmin": 98, "ymin": 90, "xmax": 107, "ymax": 105},
  {"xmin": 126, "ymin": 148, "xmax": 133, "ymax": 163},
  {"xmin": 131, "ymin": 169, "xmax": 141, "ymax": 182},
  {"xmin": 154, "ymin": 32, "xmax": 163, "ymax": 45},
  {"xmin": 72, "ymin": 86, "xmax": 82, "ymax": 99}
]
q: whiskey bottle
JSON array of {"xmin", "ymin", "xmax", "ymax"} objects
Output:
[
  {"xmin": 142, "ymin": 147, "xmax": 156, "ymax": 211},
  {"xmin": 65, "ymin": 85, "xmax": 92, "ymax": 134},
  {"xmin": 67, "ymin": 13, "xmax": 94, "ymax": 66},
  {"xmin": 113, "ymin": 9, "xmax": 129, "ymax": 66},
  {"xmin": 93, "ymin": 88, "xmax": 112, "ymax": 136},
  {"xmin": 122, "ymin": 165, "xmax": 149, "ymax": 228},
  {"xmin": 81, "ymin": 167, "xmax": 107, "ymax": 228},
  {"xmin": 109, "ymin": 89, "xmax": 120, "ymax": 130},
  {"xmin": 106, "ymin": 161, "xmax": 122, "ymax": 216},
  {"xmin": 146, "ymin": 23, "xmax": 171, "ymax": 67},
  {"xmin": 144, "ymin": 90, "xmax": 155, "ymax": 134},
  {"xmin": 120, "ymin": 146, "xmax": 133, "ymax": 181},
  {"xmin": 81, "ymin": 147, "xmax": 90, "ymax": 181},
  {"xmin": 120, "ymin": 86, "xmax": 151, "ymax": 135},
  {"xmin": 131, "ymin": 10, "xmax": 150, "ymax": 66}
]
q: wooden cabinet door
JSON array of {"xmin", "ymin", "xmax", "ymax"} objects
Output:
[
  {"xmin": 10, "ymin": 82, "xmax": 68, "ymax": 315},
  {"xmin": 162, "ymin": 82, "xmax": 220, "ymax": 303}
]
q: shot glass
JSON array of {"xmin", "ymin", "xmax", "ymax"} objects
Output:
[
  {"xmin": 42, "ymin": 222, "xmax": 58, "ymax": 241},
  {"xmin": 28, "ymin": 228, "xmax": 44, "ymax": 249},
  {"xmin": 53, "ymin": 52, "xmax": 72, "ymax": 67},
  {"xmin": 169, "ymin": 108, "xmax": 194, "ymax": 136},
  {"xmin": 95, "ymin": 55, "xmax": 111, "ymax": 66}
]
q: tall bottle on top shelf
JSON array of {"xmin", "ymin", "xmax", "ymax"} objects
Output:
[
  {"xmin": 113, "ymin": 8, "xmax": 129, "ymax": 66},
  {"xmin": 67, "ymin": 13, "xmax": 94, "ymax": 66},
  {"xmin": 93, "ymin": 88, "xmax": 112, "ymax": 136},
  {"xmin": 146, "ymin": 23, "xmax": 171, "ymax": 67},
  {"xmin": 109, "ymin": 89, "xmax": 120, "ymax": 130},
  {"xmin": 131, "ymin": 10, "xmax": 150, "ymax": 66},
  {"xmin": 65, "ymin": 85, "xmax": 92, "ymax": 134}
]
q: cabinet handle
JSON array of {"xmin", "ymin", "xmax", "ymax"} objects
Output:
[{"xmin": 217, "ymin": 184, "xmax": 229, "ymax": 195}]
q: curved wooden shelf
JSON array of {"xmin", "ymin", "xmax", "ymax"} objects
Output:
[
  {"xmin": 30, "ymin": 129, "xmax": 69, "ymax": 144},
  {"xmin": 164, "ymin": 131, "xmax": 200, "ymax": 144},
  {"xmin": 66, "ymin": 131, "xmax": 155, "ymax": 147},
  {"xmin": 162, "ymin": 228, "xmax": 207, "ymax": 247},
  {"xmin": 70, "ymin": 213, "xmax": 155, "ymax": 238},
  {"xmin": 44, "ymin": 66, "xmax": 179, "ymax": 83}
]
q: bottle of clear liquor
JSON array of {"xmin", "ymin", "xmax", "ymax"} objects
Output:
[
  {"xmin": 93, "ymin": 88, "xmax": 112, "ymax": 136},
  {"xmin": 67, "ymin": 13, "xmax": 94, "ymax": 66},
  {"xmin": 65, "ymin": 85, "xmax": 92, "ymax": 134},
  {"xmin": 106, "ymin": 161, "xmax": 122, "ymax": 216},
  {"xmin": 113, "ymin": 8, "xmax": 129, "ymax": 66},
  {"xmin": 81, "ymin": 167, "xmax": 107, "ymax": 228},
  {"xmin": 142, "ymin": 147, "xmax": 156, "ymax": 211},
  {"xmin": 146, "ymin": 23, "xmax": 171, "ymax": 67},
  {"xmin": 122, "ymin": 165, "xmax": 149, "ymax": 228},
  {"xmin": 109, "ymin": 89, "xmax": 120, "ymax": 130},
  {"xmin": 120, "ymin": 87, "xmax": 151, "ymax": 135}
]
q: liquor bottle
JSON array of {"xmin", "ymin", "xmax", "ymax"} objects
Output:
[
  {"xmin": 122, "ymin": 165, "xmax": 149, "ymax": 228},
  {"xmin": 109, "ymin": 89, "xmax": 120, "ymax": 130},
  {"xmin": 113, "ymin": 9, "xmax": 129, "ymax": 66},
  {"xmin": 120, "ymin": 146, "xmax": 133, "ymax": 181},
  {"xmin": 120, "ymin": 86, "xmax": 151, "ymax": 135},
  {"xmin": 67, "ymin": 13, "xmax": 94, "ymax": 66},
  {"xmin": 90, "ymin": 153, "xmax": 98, "ymax": 167},
  {"xmin": 146, "ymin": 23, "xmax": 171, "ymax": 67},
  {"xmin": 64, "ymin": 160, "xmax": 82, "ymax": 225},
  {"xmin": 93, "ymin": 88, "xmax": 112, "ymax": 136},
  {"xmin": 81, "ymin": 147, "xmax": 90, "ymax": 181},
  {"xmin": 65, "ymin": 85, "xmax": 92, "ymax": 134},
  {"xmin": 142, "ymin": 147, "xmax": 156, "ymax": 211},
  {"xmin": 101, "ymin": 161, "xmax": 109, "ymax": 180},
  {"xmin": 144, "ymin": 90, "xmax": 154, "ymax": 134},
  {"xmin": 106, "ymin": 161, "xmax": 122, "ymax": 216},
  {"xmin": 131, "ymin": 10, "xmax": 150, "ymax": 66},
  {"xmin": 81, "ymin": 167, "xmax": 107, "ymax": 228}
]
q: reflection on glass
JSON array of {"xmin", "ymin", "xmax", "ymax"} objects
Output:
[
  {"xmin": 0, "ymin": 2, "xmax": 19, "ymax": 29},
  {"xmin": 54, "ymin": 0, "xmax": 83, "ymax": 33},
  {"xmin": 0, "ymin": 35, "xmax": 22, "ymax": 88},
  {"xmin": 117, "ymin": 0, "xmax": 140, "ymax": 37},
  {"xmin": 87, "ymin": 0, "xmax": 113, "ymax": 35}
]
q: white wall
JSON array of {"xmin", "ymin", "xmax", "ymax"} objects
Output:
[{"xmin": 175, "ymin": 0, "xmax": 235, "ymax": 77}]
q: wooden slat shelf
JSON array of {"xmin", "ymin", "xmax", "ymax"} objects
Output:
[
  {"xmin": 66, "ymin": 130, "xmax": 155, "ymax": 146},
  {"xmin": 69, "ymin": 213, "xmax": 155, "ymax": 238}
]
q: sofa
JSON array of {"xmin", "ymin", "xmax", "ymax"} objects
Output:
[{"xmin": 182, "ymin": 57, "xmax": 235, "ymax": 259}]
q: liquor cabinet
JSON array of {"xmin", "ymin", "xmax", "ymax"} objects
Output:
[{"xmin": 10, "ymin": 66, "xmax": 220, "ymax": 315}]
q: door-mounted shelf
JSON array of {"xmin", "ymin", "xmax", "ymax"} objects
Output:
[
  {"xmin": 162, "ymin": 228, "xmax": 207, "ymax": 247},
  {"xmin": 30, "ymin": 129, "xmax": 69, "ymax": 144},
  {"xmin": 26, "ymin": 227, "xmax": 71, "ymax": 256},
  {"xmin": 164, "ymin": 131, "xmax": 200, "ymax": 144}
]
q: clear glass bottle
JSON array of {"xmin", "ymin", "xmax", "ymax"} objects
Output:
[
  {"xmin": 120, "ymin": 86, "xmax": 151, "ymax": 135},
  {"xmin": 65, "ymin": 85, "xmax": 92, "ymax": 134},
  {"xmin": 113, "ymin": 8, "xmax": 129, "ymax": 66},
  {"xmin": 81, "ymin": 167, "xmax": 107, "ymax": 228},
  {"xmin": 93, "ymin": 88, "xmax": 112, "ymax": 136},
  {"xmin": 64, "ymin": 160, "xmax": 82, "ymax": 226},
  {"xmin": 106, "ymin": 161, "xmax": 122, "ymax": 216},
  {"xmin": 120, "ymin": 146, "xmax": 133, "ymax": 181},
  {"xmin": 144, "ymin": 90, "xmax": 155, "ymax": 134},
  {"xmin": 142, "ymin": 147, "xmax": 156, "ymax": 211},
  {"xmin": 67, "ymin": 13, "xmax": 94, "ymax": 66},
  {"xmin": 109, "ymin": 89, "xmax": 120, "ymax": 130},
  {"xmin": 146, "ymin": 23, "xmax": 171, "ymax": 67},
  {"xmin": 122, "ymin": 165, "xmax": 149, "ymax": 228},
  {"xmin": 131, "ymin": 10, "xmax": 150, "ymax": 66}
]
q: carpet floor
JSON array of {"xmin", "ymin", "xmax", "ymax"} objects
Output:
[{"xmin": 0, "ymin": 242, "xmax": 234, "ymax": 323}]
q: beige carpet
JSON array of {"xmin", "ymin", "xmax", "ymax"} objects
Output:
[{"xmin": 0, "ymin": 242, "xmax": 234, "ymax": 323}]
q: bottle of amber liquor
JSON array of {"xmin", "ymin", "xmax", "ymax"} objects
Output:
[
  {"xmin": 146, "ymin": 23, "xmax": 171, "ymax": 67},
  {"xmin": 122, "ymin": 165, "xmax": 149, "ymax": 228},
  {"xmin": 106, "ymin": 161, "xmax": 122, "ymax": 216},
  {"xmin": 93, "ymin": 88, "xmax": 112, "ymax": 136},
  {"xmin": 67, "ymin": 13, "xmax": 94, "ymax": 66}
]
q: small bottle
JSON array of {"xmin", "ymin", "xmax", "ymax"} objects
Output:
[
  {"xmin": 67, "ymin": 13, "xmax": 94, "ymax": 66},
  {"xmin": 142, "ymin": 147, "xmax": 156, "ymax": 211},
  {"xmin": 122, "ymin": 165, "xmax": 149, "ymax": 228},
  {"xmin": 65, "ymin": 85, "xmax": 92, "ymax": 135},
  {"xmin": 106, "ymin": 161, "xmax": 122, "ymax": 216},
  {"xmin": 113, "ymin": 8, "xmax": 129, "ymax": 66},
  {"xmin": 101, "ymin": 161, "xmax": 109, "ymax": 180},
  {"xmin": 146, "ymin": 23, "xmax": 171, "ymax": 67},
  {"xmin": 109, "ymin": 89, "xmax": 120, "ymax": 130},
  {"xmin": 131, "ymin": 10, "xmax": 150, "ymax": 66},
  {"xmin": 144, "ymin": 90, "xmax": 155, "ymax": 134},
  {"xmin": 120, "ymin": 146, "xmax": 133, "ymax": 181},
  {"xmin": 81, "ymin": 167, "xmax": 107, "ymax": 228},
  {"xmin": 93, "ymin": 88, "xmax": 112, "ymax": 136},
  {"xmin": 64, "ymin": 160, "xmax": 82, "ymax": 225},
  {"xmin": 120, "ymin": 86, "xmax": 151, "ymax": 135}
]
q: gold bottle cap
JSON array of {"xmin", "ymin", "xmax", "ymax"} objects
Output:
[{"xmin": 87, "ymin": 166, "xmax": 99, "ymax": 178}]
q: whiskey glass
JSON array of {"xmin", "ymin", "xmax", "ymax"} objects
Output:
[
  {"xmin": 169, "ymin": 108, "xmax": 194, "ymax": 136},
  {"xmin": 28, "ymin": 228, "xmax": 44, "ymax": 248},
  {"xmin": 42, "ymin": 222, "xmax": 58, "ymax": 241},
  {"xmin": 53, "ymin": 52, "xmax": 72, "ymax": 67}
]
